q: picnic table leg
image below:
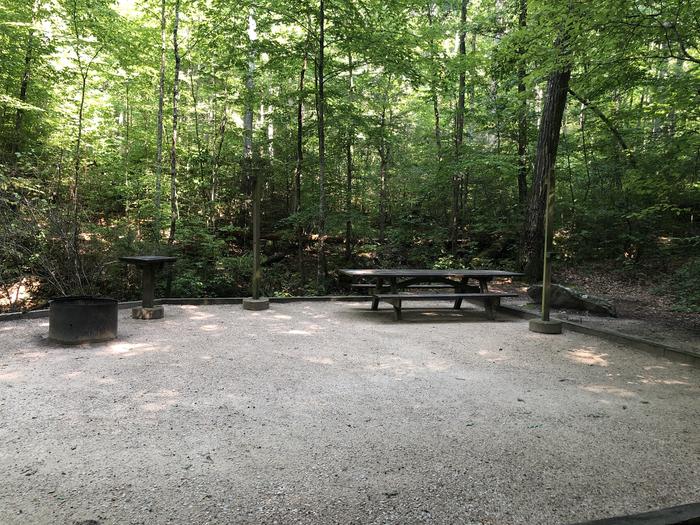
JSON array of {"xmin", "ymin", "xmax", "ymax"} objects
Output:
[
  {"xmin": 485, "ymin": 298, "xmax": 496, "ymax": 320},
  {"xmin": 453, "ymin": 277, "xmax": 466, "ymax": 309},
  {"xmin": 371, "ymin": 278, "xmax": 383, "ymax": 310},
  {"xmin": 391, "ymin": 298, "xmax": 402, "ymax": 321},
  {"xmin": 479, "ymin": 278, "xmax": 496, "ymax": 320}
]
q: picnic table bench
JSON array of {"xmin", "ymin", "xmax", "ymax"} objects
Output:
[{"xmin": 339, "ymin": 268, "xmax": 521, "ymax": 321}]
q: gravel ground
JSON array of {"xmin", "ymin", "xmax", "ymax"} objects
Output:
[
  {"xmin": 0, "ymin": 301, "xmax": 698, "ymax": 525},
  {"xmin": 501, "ymin": 297, "xmax": 700, "ymax": 353}
]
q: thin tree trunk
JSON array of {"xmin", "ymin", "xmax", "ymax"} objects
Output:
[
  {"xmin": 451, "ymin": 0, "xmax": 467, "ymax": 253},
  {"xmin": 210, "ymin": 107, "xmax": 227, "ymax": 229},
  {"xmin": 293, "ymin": 49, "xmax": 307, "ymax": 282},
  {"xmin": 68, "ymin": 0, "xmax": 102, "ymax": 259},
  {"xmin": 562, "ymin": 124, "xmax": 576, "ymax": 216},
  {"xmin": 11, "ymin": 3, "xmax": 38, "ymax": 162},
  {"xmin": 516, "ymin": 0, "xmax": 528, "ymax": 208},
  {"xmin": 463, "ymin": 31, "xmax": 476, "ymax": 231},
  {"xmin": 124, "ymin": 80, "xmax": 131, "ymax": 218},
  {"xmin": 378, "ymin": 106, "xmax": 388, "ymax": 244},
  {"xmin": 567, "ymin": 88, "xmax": 634, "ymax": 165},
  {"xmin": 168, "ymin": 0, "xmax": 181, "ymax": 246},
  {"xmin": 345, "ymin": 52, "xmax": 354, "ymax": 262},
  {"xmin": 154, "ymin": 0, "xmax": 166, "ymax": 243},
  {"xmin": 72, "ymin": 73, "xmax": 87, "ymax": 253},
  {"xmin": 244, "ymin": 10, "xmax": 260, "ymax": 298},
  {"xmin": 188, "ymin": 67, "xmax": 206, "ymax": 194},
  {"xmin": 427, "ymin": 2, "xmax": 442, "ymax": 159},
  {"xmin": 522, "ymin": 65, "xmax": 571, "ymax": 280},
  {"xmin": 316, "ymin": 0, "xmax": 327, "ymax": 289},
  {"xmin": 579, "ymin": 106, "xmax": 591, "ymax": 202}
]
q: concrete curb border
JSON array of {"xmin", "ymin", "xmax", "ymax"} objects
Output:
[
  {"xmin": 2, "ymin": 297, "xmax": 697, "ymax": 366},
  {"xmin": 498, "ymin": 304, "xmax": 699, "ymax": 366},
  {"xmin": 0, "ymin": 296, "xmax": 372, "ymax": 321},
  {"xmin": 568, "ymin": 501, "xmax": 700, "ymax": 525}
]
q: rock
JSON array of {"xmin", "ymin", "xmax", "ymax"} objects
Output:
[{"xmin": 527, "ymin": 284, "xmax": 617, "ymax": 317}]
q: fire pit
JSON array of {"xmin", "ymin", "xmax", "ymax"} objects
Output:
[{"xmin": 48, "ymin": 296, "xmax": 118, "ymax": 344}]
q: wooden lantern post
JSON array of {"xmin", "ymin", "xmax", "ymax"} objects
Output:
[
  {"xmin": 251, "ymin": 162, "xmax": 262, "ymax": 300},
  {"xmin": 540, "ymin": 169, "xmax": 555, "ymax": 322},
  {"xmin": 529, "ymin": 155, "xmax": 562, "ymax": 334}
]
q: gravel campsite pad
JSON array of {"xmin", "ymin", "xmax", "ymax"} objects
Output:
[{"xmin": 0, "ymin": 301, "xmax": 698, "ymax": 524}]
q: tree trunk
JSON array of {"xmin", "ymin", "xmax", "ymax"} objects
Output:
[
  {"xmin": 154, "ymin": 0, "xmax": 166, "ymax": 244},
  {"xmin": 244, "ymin": 10, "xmax": 259, "ymax": 297},
  {"xmin": 378, "ymin": 106, "xmax": 389, "ymax": 244},
  {"xmin": 345, "ymin": 52, "xmax": 354, "ymax": 262},
  {"xmin": 316, "ymin": 0, "xmax": 327, "ymax": 289},
  {"xmin": 521, "ymin": 66, "xmax": 571, "ymax": 280},
  {"xmin": 123, "ymin": 80, "xmax": 131, "ymax": 217},
  {"xmin": 210, "ymin": 106, "xmax": 227, "ymax": 229},
  {"xmin": 567, "ymin": 88, "xmax": 633, "ymax": 164},
  {"xmin": 451, "ymin": 0, "xmax": 467, "ymax": 253},
  {"xmin": 188, "ymin": 66, "xmax": 207, "ymax": 205},
  {"xmin": 293, "ymin": 50, "xmax": 307, "ymax": 282},
  {"xmin": 516, "ymin": 0, "xmax": 528, "ymax": 208},
  {"xmin": 427, "ymin": 2, "xmax": 442, "ymax": 160},
  {"xmin": 168, "ymin": 0, "xmax": 181, "ymax": 247},
  {"xmin": 11, "ymin": 2, "xmax": 38, "ymax": 163},
  {"xmin": 72, "ymin": 73, "xmax": 87, "ymax": 253}
]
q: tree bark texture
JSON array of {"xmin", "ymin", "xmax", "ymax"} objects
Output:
[
  {"xmin": 244, "ymin": 10, "xmax": 260, "ymax": 298},
  {"xmin": 451, "ymin": 0, "xmax": 468, "ymax": 253},
  {"xmin": 345, "ymin": 52, "xmax": 354, "ymax": 262},
  {"xmin": 316, "ymin": 0, "xmax": 327, "ymax": 288},
  {"xmin": 293, "ymin": 50, "xmax": 307, "ymax": 281},
  {"xmin": 378, "ymin": 106, "xmax": 390, "ymax": 245},
  {"xmin": 154, "ymin": 0, "xmax": 166, "ymax": 243},
  {"xmin": 522, "ymin": 66, "xmax": 571, "ymax": 280},
  {"xmin": 168, "ymin": 0, "xmax": 181, "ymax": 246}
]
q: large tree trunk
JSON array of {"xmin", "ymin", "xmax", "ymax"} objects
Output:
[
  {"xmin": 516, "ymin": 0, "xmax": 528, "ymax": 208},
  {"xmin": 154, "ymin": 0, "xmax": 166, "ymax": 243},
  {"xmin": 316, "ymin": 0, "xmax": 327, "ymax": 289},
  {"xmin": 451, "ymin": 0, "xmax": 467, "ymax": 253},
  {"xmin": 168, "ymin": 0, "xmax": 181, "ymax": 246},
  {"xmin": 521, "ymin": 66, "xmax": 571, "ymax": 280}
]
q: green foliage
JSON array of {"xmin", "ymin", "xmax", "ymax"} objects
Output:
[
  {"xmin": 432, "ymin": 255, "xmax": 466, "ymax": 270},
  {"xmin": 657, "ymin": 259, "xmax": 700, "ymax": 313},
  {"xmin": 0, "ymin": 0, "xmax": 697, "ymax": 308}
]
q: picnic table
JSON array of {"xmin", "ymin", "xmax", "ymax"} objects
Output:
[{"xmin": 339, "ymin": 268, "xmax": 521, "ymax": 320}]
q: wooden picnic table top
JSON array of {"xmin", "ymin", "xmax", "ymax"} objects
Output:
[{"xmin": 339, "ymin": 269, "xmax": 522, "ymax": 279}]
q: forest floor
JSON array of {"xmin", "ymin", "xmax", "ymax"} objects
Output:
[
  {"xmin": 497, "ymin": 267, "xmax": 700, "ymax": 353},
  {"xmin": 0, "ymin": 302, "xmax": 698, "ymax": 525}
]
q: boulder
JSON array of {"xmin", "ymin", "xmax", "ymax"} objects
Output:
[{"xmin": 527, "ymin": 284, "xmax": 617, "ymax": 317}]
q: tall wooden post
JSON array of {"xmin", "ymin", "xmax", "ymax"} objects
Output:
[
  {"xmin": 240, "ymin": 9, "xmax": 268, "ymax": 311},
  {"xmin": 252, "ymin": 163, "xmax": 261, "ymax": 300},
  {"xmin": 541, "ymin": 170, "xmax": 555, "ymax": 322}
]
